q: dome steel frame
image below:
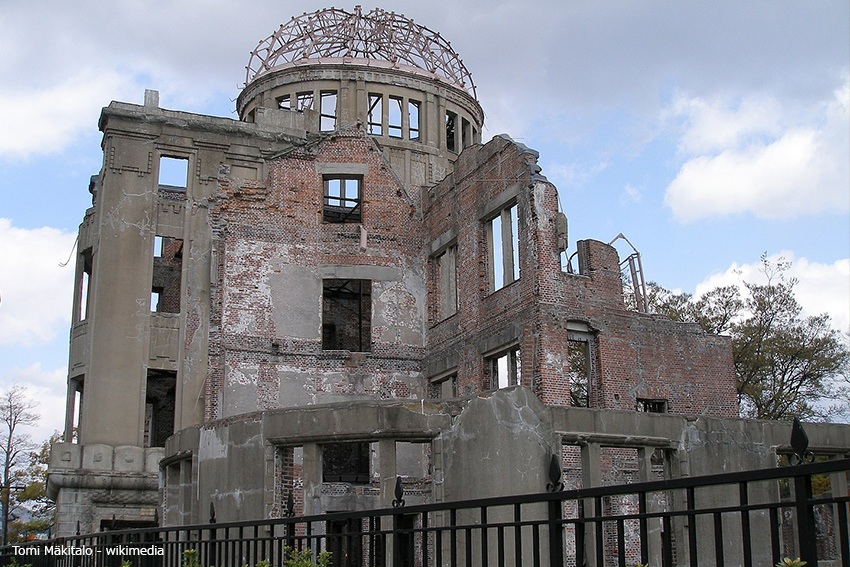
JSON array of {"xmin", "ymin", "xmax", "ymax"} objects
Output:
[{"xmin": 245, "ymin": 6, "xmax": 477, "ymax": 98}]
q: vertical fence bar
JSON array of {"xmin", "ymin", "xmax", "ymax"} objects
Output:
[
  {"xmin": 639, "ymin": 490, "xmax": 649, "ymax": 565},
  {"xmin": 687, "ymin": 486, "xmax": 698, "ymax": 567},
  {"xmin": 713, "ymin": 512, "xmax": 724, "ymax": 567},
  {"xmin": 770, "ymin": 506, "xmax": 781, "ymax": 565},
  {"xmin": 739, "ymin": 481, "xmax": 752, "ymax": 567},
  {"xmin": 837, "ymin": 500, "xmax": 849, "ymax": 567},
  {"xmin": 662, "ymin": 514, "xmax": 673, "ymax": 567},
  {"xmin": 794, "ymin": 471, "xmax": 819, "ymax": 565},
  {"xmin": 617, "ymin": 518, "xmax": 626, "ymax": 567},
  {"xmin": 548, "ymin": 497, "xmax": 564, "ymax": 567},
  {"xmin": 514, "ymin": 503, "xmax": 522, "ymax": 567},
  {"xmin": 479, "ymin": 507, "xmax": 488, "ymax": 567},
  {"xmin": 594, "ymin": 496, "xmax": 603, "ymax": 566},
  {"xmin": 450, "ymin": 509, "xmax": 457, "ymax": 567}
]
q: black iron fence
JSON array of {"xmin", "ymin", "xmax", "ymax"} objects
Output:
[{"xmin": 4, "ymin": 458, "xmax": 849, "ymax": 567}]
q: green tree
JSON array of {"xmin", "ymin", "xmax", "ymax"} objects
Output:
[{"xmin": 647, "ymin": 257, "xmax": 849, "ymax": 421}]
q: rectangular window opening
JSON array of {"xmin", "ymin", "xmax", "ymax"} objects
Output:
[
  {"xmin": 150, "ymin": 289, "xmax": 162, "ymax": 313},
  {"xmin": 277, "ymin": 94, "xmax": 291, "ymax": 109},
  {"xmin": 158, "ymin": 156, "xmax": 188, "ymax": 192},
  {"xmin": 436, "ymin": 245, "xmax": 458, "ymax": 320},
  {"xmin": 322, "ymin": 279, "xmax": 371, "ymax": 352},
  {"xmin": 320, "ymin": 91, "xmax": 337, "ymax": 131},
  {"xmin": 408, "ymin": 100, "xmax": 420, "ymax": 141},
  {"xmin": 461, "ymin": 117, "xmax": 471, "ymax": 148},
  {"xmin": 151, "ymin": 237, "xmax": 183, "ymax": 313},
  {"xmin": 323, "ymin": 176, "xmax": 362, "ymax": 223},
  {"xmin": 445, "ymin": 111, "xmax": 457, "ymax": 153},
  {"xmin": 68, "ymin": 377, "xmax": 83, "ymax": 443},
  {"xmin": 568, "ymin": 339, "xmax": 590, "ymax": 407},
  {"xmin": 429, "ymin": 373, "xmax": 457, "ymax": 400},
  {"xmin": 489, "ymin": 347, "xmax": 521, "ymax": 389},
  {"xmin": 637, "ymin": 399, "xmax": 668, "ymax": 413},
  {"xmin": 296, "ymin": 91, "xmax": 314, "ymax": 111},
  {"xmin": 323, "ymin": 442, "xmax": 370, "ymax": 483},
  {"xmin": 368, "ymin": 93, "xmax": 383, "ymax": 135},
  {"xmin": 77, "ymin": 248, "xmax": 92, "ymax": 322},
  {"xmin": 144, "ymin": 370, "xmax": 176, "ymax": 448},
  {"xmin": 487, "ymin": 203, "xmax": 520, "ymax": 292},
  {"xmin": 388, "ymin": 96, "xmax": 403, "ymax": 138}
]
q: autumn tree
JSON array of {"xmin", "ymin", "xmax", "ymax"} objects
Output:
[
  {"xmin": 6, "ymin": 434, "xmax": 58, "ymax": 542},
  {"xmin": 0, "ymin": 385, "xmax": 39, "ymax": 545},
  {"xmin": 647, "ymin": 257, "xmax": 850, "ymax": 421}
]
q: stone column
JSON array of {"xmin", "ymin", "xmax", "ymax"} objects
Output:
[{"xmin": 580, "ymin": 442, "xmax": 601, "ymax": 566}]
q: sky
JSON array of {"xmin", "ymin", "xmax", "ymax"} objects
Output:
[{"xmin": 0, "ymin": 0, "xmax": 848, "ymax": 442}]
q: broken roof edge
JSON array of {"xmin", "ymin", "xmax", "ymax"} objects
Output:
[{"xmin": 493, "ymin": 133, "xmax": 549, "ymax": 184}]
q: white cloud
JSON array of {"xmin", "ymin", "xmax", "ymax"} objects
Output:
[
  {"xmin": 664, "ymin": 82, "xmax": 850, "ymax": 221},
  {"xmin": 620, "ymin": 183, "xmax": 641, "ymax": 205},
  {"xmin": 695, "ymin": 252, "xmax": 850, "ymax": 335},
  {"xmin": 0, "ymin": 69, "xmax": 135, "ymax": 158},
  {"xmin": 0, "ymin": 219, "xmax": 76, "ymax": 346}
]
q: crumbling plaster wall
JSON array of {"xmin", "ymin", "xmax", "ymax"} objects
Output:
[{"xmin": 207, "ymin": 130, "xmax": 429, "ymax": 421}]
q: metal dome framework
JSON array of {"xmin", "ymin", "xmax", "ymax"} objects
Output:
[{"xmin": 245, "ymin": 6, "xmax": 477, "ymax": 98}]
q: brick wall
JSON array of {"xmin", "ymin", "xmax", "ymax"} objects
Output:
[{"xmin": 423, "ymin": 135, "xmax": 737, "ymax": 417}]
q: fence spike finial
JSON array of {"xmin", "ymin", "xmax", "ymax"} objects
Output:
[
  {"xmin": 790, "ymin": 417, "xmax": 811, "ymax": 465},
  {"xmin": 547, "ymin": 453, "xmax": 564, "ymax": 492},
  {"xmin": 392, "ymin": 475, "xmax": 405, "ymax": 507}
]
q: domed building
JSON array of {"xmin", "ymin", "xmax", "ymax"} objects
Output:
[{"xmin": 48, "ymin": 8, "xmax": 838, "ymax": 547}]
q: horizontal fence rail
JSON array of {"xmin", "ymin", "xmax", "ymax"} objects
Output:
[{"xmin": 4, "ymin": 459, "xmax": 849, "ymax": 567}]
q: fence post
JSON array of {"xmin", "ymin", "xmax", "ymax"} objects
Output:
[
  {"xmin": 547, "ymin": 454, "xmax": 565, "ymax": 567},
  {"xmin": 794, "ymin": 472, "xmax": 818, "ymax": 565},
  {"xmin": 790, "ymin": 418, "xmax": 819, "ymax": 566},
  {"xmin": 392, "ymin": 476, "xmax": 405, "ymax": 567}
]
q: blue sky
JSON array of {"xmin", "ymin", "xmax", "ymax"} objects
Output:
[{"xmin": 1, "ymin": 0, "xmax": 848, "ymax": 442}]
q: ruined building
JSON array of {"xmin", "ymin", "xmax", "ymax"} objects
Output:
[{"xmin": 47, "ymin": 8, "xmax": 849, "ymax": 559}]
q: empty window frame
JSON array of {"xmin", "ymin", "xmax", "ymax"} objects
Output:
[
  {"xmin": 65, "ymin": 376, "xmax": 84, "ymax": 442},
  {"xmin": 144, "ymin": 370, "xmax": 176, "ymax": 448},
  {"xmin": 320, "ymin": 91, "xmax": 337, "ymax": 131},
  {"xmin": 151, "ymin": 237, "xmax": 183, "ymax": 313},
  {"xmin": 436, "ymin": 245, "xmax": 458, "ymax": 320},
  {"xmin": 388, "ymin": 96, "xmax": 403, "ymax": 138},
  {"xmin": 429, "ymin": 373, "xmax": 457, "ymax": 400},
  {"xmin": 296, "ymin": 91, "xmax": 314, "ymax": 111},
  {"xmin": 323, "ymin": 442, "xmax": 370, "ymax": 483},
  {"xmin": 445, "ymin": 110, "xmax": 458, "ymax": 153},
  {"xmin": 276, "ymin": 94, "xmax": 291, "ymax": 109},
  {"xmin": 76, "ymin": 248, "xmax": 93, "ymax": 322},
  {"xmin": 323, "ymin": 176, "xmax": 362, "ymax": 223},
  {"xmin": 568, "ymin": 339, "xmax": 590, "ymax": 407},
  {"xmin": 637, "ymin": 399, "xmax": 668, "ymax": 413},
  {"xmin": 368, "ymin": 93, "xmax": 383, "ymax": 135},
  {"xmin": 486, "ymin": 203, "xmax": 520, "ymax": 292},
  {"xmin": 408, "ymin": 100, "xmax": 421, "ymax": 141},
  {"xmin": 462, "ymin": 117, "xmax": 471, "ymax": 148},
  {"xmin": 158, "ymin": 156, "xmax": 188, "ymax": 192},
  {"xmin": 322, "ymin": 279, "xmax": 371, "ymax": 352},
  {"xmin": 488, "ymin": 347, "xmax": 521, "ymax": 389}
]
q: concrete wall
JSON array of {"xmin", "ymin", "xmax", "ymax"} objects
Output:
[{"xmin": 160, "ymin": 387, "xmax": 850, "ymax": 565}]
